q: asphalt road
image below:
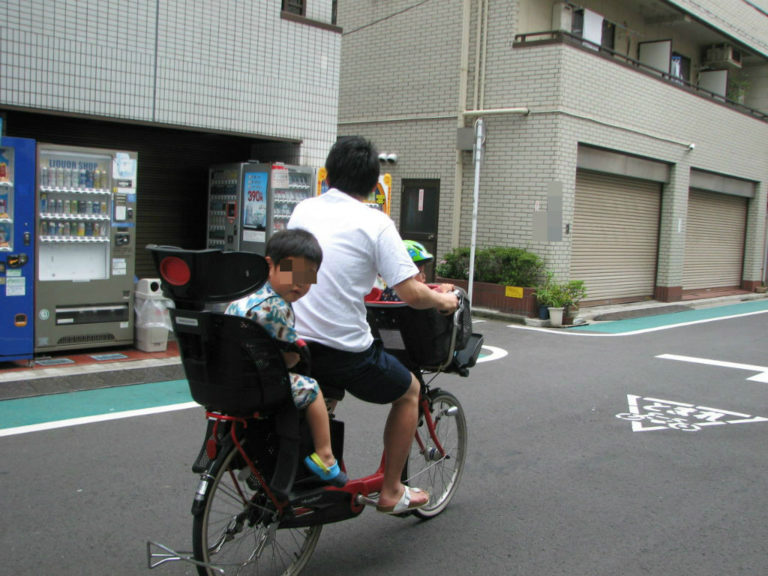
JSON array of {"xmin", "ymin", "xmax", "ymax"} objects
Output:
[{"xmin": 2, "ymin": 305, "xmax": 767, "ymax": 575}]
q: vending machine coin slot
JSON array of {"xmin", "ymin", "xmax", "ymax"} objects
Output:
[{"xmin": 14, "ymin": 313, "xmax": 28, "ymax": 327}]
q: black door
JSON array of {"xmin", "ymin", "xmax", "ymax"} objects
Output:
[{"xmin": 400, "ymin": 179, "xmax": 439, "ymax": 281}]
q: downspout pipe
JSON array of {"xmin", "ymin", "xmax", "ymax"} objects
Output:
[{"xmin": 452, "ymin": 0, "xmax": 473, "ymax": 249}]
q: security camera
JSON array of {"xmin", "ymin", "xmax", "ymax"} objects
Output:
[
  {"xmin": 386, "ymin": 153, "xmax": 398, "ymax": 164},
  {"xmin": 688, "ymin": 143, "xmax": 696, "ymax": 151},
  {"xmin": 378, "ymin": 153, "xmax": 388, "ymax": 162}
]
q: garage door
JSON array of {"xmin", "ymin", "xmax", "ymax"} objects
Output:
[
  {"xmin": 571, "ymin": 172, "xmax": 661, "ymax": 301},
  {"xmin": 682, "ymin": 189, "xmax": 746, "ymax": 289}
]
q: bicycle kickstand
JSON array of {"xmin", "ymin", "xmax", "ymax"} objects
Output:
[{"xmin": 146, "ymin": 540, "xmax": 225, "ymax": 575}]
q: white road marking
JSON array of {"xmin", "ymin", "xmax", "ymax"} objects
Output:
[
  {"xmin": 0, "ymin": 402, "xmax": 199, "ymax": 438},
  {"xmin": 477, "ymin": 345, "xmax": 507, "ymax": 363},
  {"xmin": 657, "ymin": 353, "xmax": 768, "ymax": 383},
  {"xmin": 617, "ymin": 394, "xmax": 768, "ymax": 432}
]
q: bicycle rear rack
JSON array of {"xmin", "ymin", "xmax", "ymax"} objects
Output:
[{"xmin": 146, "ymin": 540, "xmax": 225, "ymax": 575}]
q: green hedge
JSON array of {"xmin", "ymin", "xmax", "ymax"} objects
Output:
[{"xmin": 436, "ymin": 246, "xmax": 545, "ymax": 287}]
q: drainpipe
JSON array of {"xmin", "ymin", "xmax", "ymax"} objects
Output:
[
  {"xmin": 479, "ymin": 0, "xmax": 489, "ymax": 109},
  {"xmin": 452, "ymin": 0, "xmax": 473, "ymax": 249}
]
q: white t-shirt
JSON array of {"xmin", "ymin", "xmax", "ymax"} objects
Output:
[{"xmin": 288, "ymin": 188, "xmax": 418, "ymax": 352}]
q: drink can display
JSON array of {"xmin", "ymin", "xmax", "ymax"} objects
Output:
[
  {"xmin": 85, "ymin": 221, "xmax": 93, "ymax": 236},
  {"xmin": 63, "ymin": 168, "xmax": 71, "ymax": 188},
  {"xmin": 92, "ymin": 200, "xmax": 100, "ymax": 214},
  {"xmin": 62, "ymin": 198, "xmax": 70, "ymax": 214},
  {"xmin": 57, "ymin": 167, "xmax": 64, "ymax": 187},
  {"xmin": 41, "ymin": 166, "xmax": 49, "ymax": 187},
  {"xmin": 49, "ymin": 222, "xmax": 56, "ymax": 236},
  {"xmin": 86, "ymin": 170, "xmax": 94, "ymax": 189},
  {"xmin": 77, "ymin": 222, "xmax": 85, "ymax": 236},
  {"xmin": 78, "ymin": 200, "xmax": 86, "ymax": 214},
  {"xmin": 40, "ymin": 193, "xmax": 48, "ymax": 213},
  {"xmin": 100, "ymin": 201, "xmax": 107, "ymax": 214}
]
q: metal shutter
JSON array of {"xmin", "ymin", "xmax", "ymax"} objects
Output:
[
  {"xmin": 682, "ymin": 189, "xmax": 746, "ymax": 289},
  {"xmin": 571, "ymin": 172, "xmax": 661, "ymax": 301}
]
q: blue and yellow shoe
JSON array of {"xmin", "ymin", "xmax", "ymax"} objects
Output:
[{"xmin": 304, "ymin": 453, "xmax": 348, "ymax": 487}]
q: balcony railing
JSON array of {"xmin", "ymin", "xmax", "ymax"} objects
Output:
[{"xmin": 514, "ymin": 30, "xmax": 768, "ymax": 122}]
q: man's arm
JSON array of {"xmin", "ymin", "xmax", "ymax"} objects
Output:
[{"xmin": 393, "ymin": 276, "xmax": 458, "ymax": 313}]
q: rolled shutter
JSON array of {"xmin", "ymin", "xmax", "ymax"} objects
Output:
[{"xmin": 571, "ymin": 172, "xmax": 661, "ymax": 301}]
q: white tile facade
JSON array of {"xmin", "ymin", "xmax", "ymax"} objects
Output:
[{"xmin": 0, "ymin": 0, "xmax": 340, "ymax": 166}]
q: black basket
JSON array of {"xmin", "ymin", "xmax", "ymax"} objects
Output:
[{"xmin": 365, "ymin": 288, "xmax": 482, "ymax": 373}]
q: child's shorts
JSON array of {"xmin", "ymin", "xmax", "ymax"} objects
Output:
[{"xmin": 290, "ymin": 373, "xmax": 319, "ymax": 409}]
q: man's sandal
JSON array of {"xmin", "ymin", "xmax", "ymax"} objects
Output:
[{"xmin": 376, "ymin": 486, "xmax": 430, "ymax": 514}]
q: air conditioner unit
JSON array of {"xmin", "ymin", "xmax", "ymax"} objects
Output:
[
  {"xmin": 704, "ymin": 44, "xmax": 742, "ymax": 69},
  {"xmin": 552, "ymin": 2, "xmax": 573, "ymax": 32}
]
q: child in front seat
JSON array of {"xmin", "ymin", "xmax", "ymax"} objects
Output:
[
  {"xmin": 368, "ymin": 239, "xmax": 454, "ymax": 301},
  {"xmin": 225, "ymin": 229, "xmax": 346, "ymax": 486}
]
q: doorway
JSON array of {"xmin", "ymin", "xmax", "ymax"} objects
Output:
[{"xmin": 400, "ymin": 179, "xmax": 439, "ymax": 281}]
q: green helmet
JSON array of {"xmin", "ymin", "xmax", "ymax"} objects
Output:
[{"xmin": 403, "ymin": 239, "xmax": 433, "ymax": 264}]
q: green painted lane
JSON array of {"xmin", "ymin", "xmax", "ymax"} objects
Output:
[
  {"xmin": 0, "ymin": 379, "xmax": 192, "ymax": 429},
  {"xmin": 569, "ymin": 299, "xmax": 768, "ymax": 334}
]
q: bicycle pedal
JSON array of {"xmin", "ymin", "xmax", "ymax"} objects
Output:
[{"xmin": 355, "ymin": 494, "xmax": 379, "ymax": 507}]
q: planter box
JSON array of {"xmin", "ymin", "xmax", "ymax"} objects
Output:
[{"xmin": 437, "ymin": 277, "xmax": 538, "ymax": 317}]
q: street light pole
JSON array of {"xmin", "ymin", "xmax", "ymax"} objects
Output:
[{"xmin": 467, "ymin": 117, "xmax": 485, "ymax": 304}]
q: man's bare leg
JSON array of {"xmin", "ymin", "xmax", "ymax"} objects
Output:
[{"xmin": 377, "ymin": 374, "xmax": 429, "ymax": 508}]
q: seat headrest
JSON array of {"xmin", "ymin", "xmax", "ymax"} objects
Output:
[{"xmin": 147, "ymin": 245, "xmax": 269, "ymax": 309}]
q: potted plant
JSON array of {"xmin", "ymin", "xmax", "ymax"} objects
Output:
[{"xmin": 535, "ymin": 274, "xmax": 587, "ymax": 326}]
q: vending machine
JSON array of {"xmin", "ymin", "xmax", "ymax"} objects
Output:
[
  {"xmin": 35, "ymin": 144, "xmax": 138, "ymax": 353},
  {"xmin": 0, "ymin": 136, "xmax": 36, "ymax": 363},
  {"xmin": 207, "ymin": 162, "xmax": 315, "ymax": 254}
]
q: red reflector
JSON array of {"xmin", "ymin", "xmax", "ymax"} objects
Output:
[
  {"xmin": 160, "ymin": 256, "xmax": 191, "ymax": 286},
  {"xmin": 206, "ymin": 437, "xmax": 218, "ymax": 460}
]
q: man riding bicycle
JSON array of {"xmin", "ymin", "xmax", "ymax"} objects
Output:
[{"xmin": 288, "ymin": 136, "xmax": 458, "ymax": 513}]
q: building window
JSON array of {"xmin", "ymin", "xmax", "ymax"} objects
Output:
[{"xmin": 282, "ymin": 0, "xmax": 304, "ymax": 16}]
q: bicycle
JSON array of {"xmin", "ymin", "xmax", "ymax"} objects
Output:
[{"xmin": 144, "ymin": 246, "xmax": 484, "ymax": 576}]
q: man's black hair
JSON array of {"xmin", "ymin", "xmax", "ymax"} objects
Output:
[
  {"xmin": 266, "ymin": 228, "xmax": 323, "ymax": 268},
  {"xmin": 325, "ymin": 136, "xmax": 380, "ymax": 198}
]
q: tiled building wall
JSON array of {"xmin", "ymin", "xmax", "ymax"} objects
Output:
[
  {"xmin": 0, "ymin": 0, "xmax": 340, "ymax": 166},
  {"xmin": 667, "ymin": 0, "xmax": 768, "ymax": 57},
  {"xmin": 341, "ymin": 0, "xmax": 768, "ymax": 286},
  {"xmin": 476, "ymin": 35, "xmax": 768, "ymax": 282},
  {"xmin": 338, "ymin": 0, "xmax": 467, "ymax": 257}
]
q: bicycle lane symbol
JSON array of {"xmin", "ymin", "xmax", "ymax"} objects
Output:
[{"xmin": 616, "ymin": 394, "xmax": 768, "ymax": 432}]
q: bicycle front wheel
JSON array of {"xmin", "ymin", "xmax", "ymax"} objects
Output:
[
  {"xmin": 405, "ymin": 389, "xmax": 467, "ymax": 519},
  {"xmin": 192, "ymin": 445, "xmax": 322, "ymax": 576}
]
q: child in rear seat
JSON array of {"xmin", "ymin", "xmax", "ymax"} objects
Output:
[{"xmin": 225, "ymin": 229, "xmax": 346, "ymax": 486}]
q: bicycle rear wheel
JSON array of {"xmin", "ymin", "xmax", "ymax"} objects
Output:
[
  {"xmin": 192, "ymin": 444, "xmax": 322, "ymax": 576},
  {"xmin": 405, "ymin": 389, "xmax": 467, "ymax": 519}
]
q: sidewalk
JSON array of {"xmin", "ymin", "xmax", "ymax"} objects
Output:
[
  {"xmin": 1, "ymin": 290, "xmax": 766, "ymax": 401},
  {"xmin": 0, "ymin": 340, "xmax": 183, "ymax": 401},
  {"xmin": 473, "ymin": 289, "xmax": 768, "ymax": 326}
]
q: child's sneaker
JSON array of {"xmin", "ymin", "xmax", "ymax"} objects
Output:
[{"xmin": 304, "ymin": 453, "xmax": 348, "ymax": 487}]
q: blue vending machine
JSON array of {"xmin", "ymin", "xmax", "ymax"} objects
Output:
[{"xmin": 0, "ymin": 136, "xmax": 36, "ymax": 363}]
